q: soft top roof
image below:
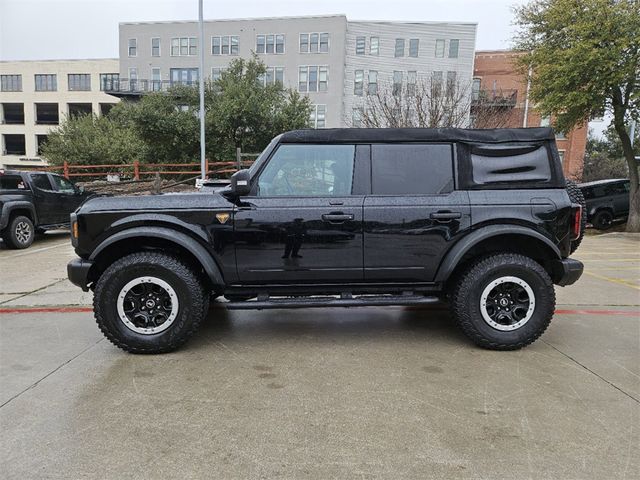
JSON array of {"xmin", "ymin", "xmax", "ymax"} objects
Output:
[{"xmin": 280, "ymin": 127, "xmax": 555, "ymax": 144}]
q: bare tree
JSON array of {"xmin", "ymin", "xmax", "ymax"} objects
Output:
[{"xmin": 349, "ymin": 78, "xmax": 513, "ymax": 129}]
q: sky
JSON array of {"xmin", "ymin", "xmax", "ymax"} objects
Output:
[
  {"xmin": 0, "ymin": 0, "xmax": 527, "ymax": 60},
  {"xmin": 0, "ymin": 0, "xmax": 609, "ymax": 134}
]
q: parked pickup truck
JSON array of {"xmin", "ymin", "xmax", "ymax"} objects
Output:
[
  {"xmin": 0, "ymin": 169, "xmax": 92, "ymax": 249},
  {"xmin": 67, "ymin": 128, "xmax": 585, "ymax": 353}
]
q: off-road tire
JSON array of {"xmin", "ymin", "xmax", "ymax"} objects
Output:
[
  {"xmin": 566, "ymin": 180, "xmax": 586, "ymax": 253},
  {"xmin": 450, "ymin": 253, "xmax": 555, "ymax": 350},
  {"xmin": 592, "ymin": 209, "xmax": 614, "ymax": 230},
  {"xmin": 94, "ymin": 252, "xmax": 206, "ymax": 354},
  {"xmin": 2, "ymin": 215, "xmax": 34, "ymax": 249}
]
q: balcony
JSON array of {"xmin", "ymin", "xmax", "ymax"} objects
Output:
[
  {"xmin": 102, "ymin": 78, "xmax": 198, "ymax": 98},
  {"xmin": 471, "ymin": 89, "xmax": 518, "ymax": 108}
]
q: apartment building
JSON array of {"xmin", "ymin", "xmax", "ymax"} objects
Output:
[
  {"xmin": 473, "ymin": 50, "xmax": 587, "ymax": 179},
  {"xmin": 117, "ymin": 15, "xmax": 477, "ymax": 128},
  {"xmin": 0, "ymin": 59, "xmax": 120, "ymax": 168}
]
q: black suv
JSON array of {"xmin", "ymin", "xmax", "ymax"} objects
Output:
[
  {"xmin": 578, "ymin": 179, "xmax": 630, "ymax": 230},
  {"xmin": 67, "ymin": 128, "xmax": 584, "ymax": 353},
  {"xmin": 1, "ymin": 170, "xmax": 92, "ymax": 249}
]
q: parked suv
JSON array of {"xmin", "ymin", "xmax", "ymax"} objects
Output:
[
  {"xmin": 67, "ymin": 128, "xmax": 584, "ymax": 353},
  {"xmin": 0, "ymin": 170, "xmax": 92, "ymax": 249},
  {"xmin": 578, "ymin": 179, "xmax": 630, "ymax": 229}
]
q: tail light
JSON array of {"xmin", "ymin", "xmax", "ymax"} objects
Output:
[{"xmin": 571, "ymin": 204, "xmax": 582, "ymax": 240}]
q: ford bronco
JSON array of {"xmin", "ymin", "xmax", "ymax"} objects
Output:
[{"xmin": 67, "ymin": 128, "xmax": 584, "ymax": 353}]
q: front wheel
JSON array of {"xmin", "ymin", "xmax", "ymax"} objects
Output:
[
  {"xmin": 93, "ymin": 252, "xmax": 206, "ymax": 353},
  {"xmin": 450, "ymin": 253, "xmax": 555, "ymax": 350}
]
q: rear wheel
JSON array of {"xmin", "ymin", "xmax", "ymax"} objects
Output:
[
  {"xmin": 592, "ymin": 210, "xmax": 614, "ymax": 230},
  {"xmin": 450, "ymin": 253, "xmax": 555, "ymax": 350},
  {"xmin": 2, "ymin": 215, "xmax": 34, "ymax": 249},
  {"xmin": 94, "ymin": 252, "xmax": 206, "ymax": 353}
]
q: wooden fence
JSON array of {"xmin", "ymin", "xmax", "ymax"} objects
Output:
[{"xmin": 43, "ymin": 149, "xmax": 259, "ymax": 180}]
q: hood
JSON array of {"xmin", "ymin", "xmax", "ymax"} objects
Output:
[{"xmin": 78, "ymin": 191, "xmax": 234, "ymax": 214}]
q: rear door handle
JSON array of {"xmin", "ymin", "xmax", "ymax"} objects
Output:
[
  {"xmin": 322, "ymin": 213, "xmax": 354, "ymax": 224},
  {"xmin": 430, "ymin": 211, "xmax": 462, "ymax": 222}
]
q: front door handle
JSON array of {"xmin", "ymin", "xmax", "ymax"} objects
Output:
[
  {"xmin": 322, "ymin": 213, "xmax": 354, "ymax": 224},
  {"xmin": 430, "ymin": 211, "xmax": 462, "ymax": 222}
]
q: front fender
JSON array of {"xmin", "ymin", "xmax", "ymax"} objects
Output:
[
  {"xmin": 434, "ymin": 224, "xmax": 562, "ymax": 283},
  {"xmin": 89, "ymin": 226, "xmax": 224, "ymax": 287}
]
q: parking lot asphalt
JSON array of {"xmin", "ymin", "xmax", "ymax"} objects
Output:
[{"xmin": 1, "ymin": 231, "xmax": 639, "ymax": 479}]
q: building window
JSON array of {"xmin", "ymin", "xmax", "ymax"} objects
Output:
[
  {"xmin": 151, "ymin": 68, "xmax": 161, "ymax": 91},
  {"xmin": 432, "ymin": 71, "xmax": 443, "ymax": 90},
  {"xmin": 128, "ymin": 38, "xmax": 137, "ymax": 57},
  {"xmin": 170, "ymin": 68, "xmax": 198, "ymax": 85},
  {"xmin": 435, "ymin": 39, "xmax": 445, "ymax": 58},
  {"xmin": 354, "ymin": 70, "xmax": 364, "ymax": 96},
  {"xmin": 558, "ymin": 150, "xmax": 565, "ymax": 163},
  {"xmin": 368, "ymin": 70, "xmax": 378, "ymax": 95},
  {"xmin": 370, "ymin": 36, "xmax": 379, "ymax": 55},
  {"xmin": 35, "ymin": 103, "xmax": 59, "ymax": 124},
  {"xmin": 68, "ymin": 74, "xmax": 91, "ymax": 91},
  {"xmin": 472, "ymin": 78, "xmax": 481, "ymax": 100},
  {"xmin": 3, "ymin": 134, "xmax": 26, "ymax": 155},
  {"xmin": 36, "ymin": 135, "xmax": 48, "ymax": 155},
  {"xmin": 298, "ymin": 66, "xmax": 328, "ymax": 93},
  {"xmin": 352, "ymin": 107, "xmax": 363, "ymax": 128},
  {"xmin": 449, "ymin": 39, "xmax": 459, "ymax": 58},
  {"xmin": 2, "ymin": 103, "xmax": 24, "ymax": 124},
  {"xmin": 299, "ymin": 33, "xmax": 329, "ymax": 53},
  {"xmin": 395, "ymin": 38, "xmax": 405, "ymax": 57},
  {"xmin": 100, "ymin": 73, "xmax": 119, "ymax": 91},
  {"xmin": 309, "ymin": 33, "xmax": 319, "ymax": 53},
  {"xmin": 35, "ymin": 74, "xmax": 57, "ymax": 91},
  {"xmin": 68, "ymin": 103, "xmax": 92, "ymax": 118},
  {"xmin": 151, "ymin": 37, "xmax": 160, "ymax": 56},
  {"xmin": 211, "ymin": 68, "xmax": 225, "ymax": 82},
  {"xmin": 299, "ymin": 34, "xmax": 309, "ymax": 52},
  {"xmin": 356, "ymin": 36, "xmax": 365, "ymax": 55},
  {"xmin": 393, "ymin": 71, "xmax": 403, "ymax": 96},
  {"xmin": 0, "ymin": 75, "xmax": 22, "ymax": 92},
  {"xmin": 319, "ymin": 33, "xmax": 329, "ymax": 53},
  {"xmin": 100, "ymin": 103, "xmax": 116, "ymax": 116},
  {"xmin": 540, "ymin": 116, "xmax": 551, "ymax": 127},
  {"xmin": 171, "ymin": 37, "xmax": 196, "ymax": 56},
  {"xmin": 257, "ymin": 34, "xmax": 285, "ymax": 54},
  {"xmin": 309, "ymin": 104, "xmax": 326, "ymax": 128},
  {"xmin": 407, "ymin": 71, "xmax": 417, "ymax": 96},
  {"xmin": 212, "ymin": 36, "xmax": 239, "ymax": 55},
  {"xmin": 409, "ymin": 38, "xmax": 419, "ymax": 57},
  {"xmin": 446, "ymin": 71, "xmax": 457, "ymax": 94},
  {"xmin": 260, "ymin": 67, "xmax": 284, "ymax": 86}
]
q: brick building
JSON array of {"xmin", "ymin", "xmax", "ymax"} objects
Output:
[{"xmin": 472, "ymin": 50, "xmax": 587, "ymax": 179}]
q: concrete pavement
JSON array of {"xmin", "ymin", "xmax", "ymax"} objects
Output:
[{"xmin": 0, "ymin": 231, "xmax": 638, "ymax": 479}]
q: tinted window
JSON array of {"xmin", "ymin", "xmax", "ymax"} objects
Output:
[
  {"xmin": 51, "ymin": 175, "xmax": 76, "ymax": 193},
  {"xmin": 470, "ymin": 145, "xmax": 551, "ymax": 185},
  {"xmin": 605, "ymin": 182, "xmax": 628, "ymax": 195},
  {"xmin": 0, "ymin": 175, "xmax": 26, "ymax": 190},
  {"xmin": 371, "ymin": 144, "xmax": 453, "ymax": 195},
  {"xmin": 257, "ymin": 144, "xmax": 355, "ymax": 196},
  {"xmin": 30, "ymin": 173, "xmax": 52, "ymax": 190}
]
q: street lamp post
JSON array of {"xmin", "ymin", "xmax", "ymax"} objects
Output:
[{"xmin": 198, "ymin": 0, "xmax": 206, "ymax": 180}]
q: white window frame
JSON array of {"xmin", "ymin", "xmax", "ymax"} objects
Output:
[
  {"xmin": 368, "ymin": 70, "xmax": 378, "ymax": 95},
  {"xmin": 256, "ymin": 34, "xmax": 285, "ymax": 54},
  {"xmin": 409, "ymin": 38, "xmax": 419, "ymax": 58},
  {"xmin": 449, "ymin": 39, "xmax": 459, "ymax": 58},
  {"xmin": 211, "ymin": 67, "xmax": 225, "ymax": 82},
  {"xmin": 395, "ymin": 38, "xmax": 405, "ymax": 57},
  {"xmin": 435, "ymin": 39, "xmax": 445, "ymax": 58},
  {"xmin": 171, "ymin": 37, "xmax": 197, "ymax": 56},
  {"xmin": 151, "ymin": 37, "xmax": 161, "ymax": 57},
  {"xmin": 309, "ymin": 104, "xmax": 326, "ymax": 128},
  {"xmin": 370, "ymin": 37, "xmax": 379, "ymax": 55},
  {"xmin": 298, "ymin": 66, "xmax": 328, "ymax": 93},
  {"xmin": 356, "ymin": 36, "xmax": 366, "ymax": 55},
  {"xmin": 300, "ymin": 32, "xmax": 329, "ymax": 53},
  {"xmin": 354, "ymin": 70, "xmax": 364, "ymax": 96},
  {"xmin": 128, "ymin": 38, "xmax": 137, "ymax": 57},
  {"xmin": 151, "ymin": 68, "xmax": 161, "ymax": 91},
  {"xmin": 407, "ymin": 71, "xmax": 417, "ymax": 96},
  {"xmin": 260, "ymin": 67, "xmax": 285, "ymax": 87}
]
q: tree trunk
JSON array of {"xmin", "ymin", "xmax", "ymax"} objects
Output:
[{"xmin": 612, "ymin": 102, "xmax": 640, "ymax": 232}]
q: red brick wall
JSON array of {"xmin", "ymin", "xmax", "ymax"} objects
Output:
[{"xmin": 474, "ymin": 50, "xmax": 587, "ymax": 180}]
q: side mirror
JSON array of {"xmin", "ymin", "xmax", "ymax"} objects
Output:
[{"xmin": 230, "ymin": 169, "xmax": 251, "ymax": 197}]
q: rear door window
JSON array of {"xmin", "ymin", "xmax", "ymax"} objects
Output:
[
  {"xmin": 470, "ymin": 144, "xmax": 551, "ymax": 185},
  {"xmin": 30, "ymin": 173, "xmax": 53, "ymax": 191},
  {"xmin": 371, "ymin": 144, "xmax": 453, "ymax": 195}
]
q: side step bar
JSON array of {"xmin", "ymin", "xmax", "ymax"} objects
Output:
[{"xmin": 224, "ymin": 293, "xmax": 441, "ymax": 310}]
